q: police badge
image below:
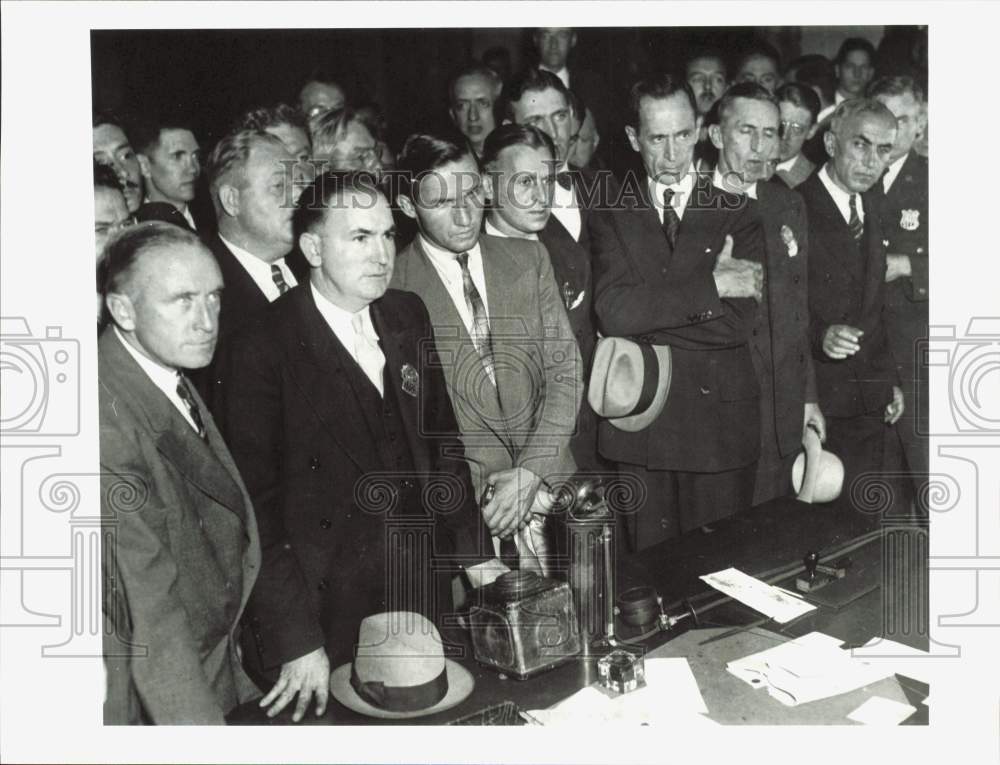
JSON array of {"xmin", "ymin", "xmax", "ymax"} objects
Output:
[
  {"xmin": 401, "ymin": 363, "xmax": 419, "ymax": 397},
  {"xmin": 900, "ymin": 209, "xmax": 920, "ymax": 231},
  {"xmin": 780, "ymin": 224, "xmax": 799, "ymax": 257}
]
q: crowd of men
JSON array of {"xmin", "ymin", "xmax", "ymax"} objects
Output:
[{"xmin": 95, "ymin": 28, "xmax": 929, "ymax": 724}]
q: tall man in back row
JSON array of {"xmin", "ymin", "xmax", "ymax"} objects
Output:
[{"xmin": 591, "ymin": 75, "xmax": 765, "ymax": 550}]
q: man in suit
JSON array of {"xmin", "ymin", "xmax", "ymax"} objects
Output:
[
  {"xmin": 198, "ymin": 127, "xmax": 304, "ymax": 409},
  {"xmin": 480, "ymin": 123, "xmax": 600, "ymax": 472},
  {"xmin": 93, "ymin": 109, "xmax": 144, "ymax": 213},
  {"xmin": 448, "ymin": 63, "xmax": 502, "ymax": 159},
  {"xmin": 132, "ymin": 114, "xmax": 206, "ymax": 232},
  {"xmin": 773, "ymin": 83, "xmax": 821, "ymax": 189},
  {"xmin": 686, "ymin": 50, "xmax": 728, "ymax": 120},
  {"xmin": 733, "ymin": 42, "xmax": 783, "ymax": 93},
  {"xmin": 590, "ymin": 74, "xmax": 765, "ymax": 549},
  {"xmin": 99, "ymin": 222, "xmax": 261, "ymax": 724},
  {"xmin": 219, "ymin": 171, "xmax": 501, "ymax": 722},
  {"xmin": 869, "ymin": 75, "xmax": 929, "ymax": 495},
  {"xmin": 707, "ymin": 82, "xmax": 826, "ymax": 505},
  {"xmin": 393, "ymin": 132, "xmax": 582, "ymax": 566},
  {"xmin": 799, "ymin": 98, "xmax": 906, "ymax": 501}
]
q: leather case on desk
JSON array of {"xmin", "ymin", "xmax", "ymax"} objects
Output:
[{"xmin": 649, "ymin": 627, "xmax": 921, "ymax": 725}]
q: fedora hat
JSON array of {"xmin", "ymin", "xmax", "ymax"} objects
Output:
[
  {"xmin": 588, "ymin": 337, "xmax": 671, "ymax": 432},
  {"xmin": 792, "ymin": 426, "xmax": 845, "ymax": 503},
  {"xmin": 330, "ymin": 611, "xmax": 474, "ymax": 719}
]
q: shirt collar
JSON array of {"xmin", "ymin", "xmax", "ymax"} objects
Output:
[
  {"xmin": 882, "ymin": 152, "xmax": 908, "ymax": 193},
  {"xmin": 648, "ymin": 166, "xmax": 695, "ymax": 206},
  {"xmin": 484, "ymin": 218, "xmax": 538, "ymax": 241},
  {"xmin": 712, "ymin": 166, "xmax": 758, "ymax": 199},
  {"xmin": 819, "ymin": 162, "xmax": 864, "ymax": 222},
  {"xmin": 220, "ymin": 234, "xmax": 278, "ymax": 276},
  {"xmin": 113, "ymin": 326, "xmax": 180, "ymax": 396},
  {"xmin": 775, "ymin": 155, "xmax": 799, "ymax": 172},
  {"xmin": 309, "ymin": 282, "xmax": 375, "ymax": 338},
  {"xmin": 419, "ymin": 234, "xmax": 482, "ymax": 270}
]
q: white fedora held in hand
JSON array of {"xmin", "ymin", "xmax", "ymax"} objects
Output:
[
  {"xmin": 792, "ymin": 426, "xmax": 845, "ymax": 504},
  {"xmin": 330, "ymin": 611, "xmax": 474, "ymax": 719}
]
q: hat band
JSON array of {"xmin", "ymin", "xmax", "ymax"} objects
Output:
[
  {"xmin": 627, "ymin": 342, "xmax": 660, "ymax": 417},
  {"xmin": 349, "ymin": 663, "xmax": 449, "ymax": 712}
]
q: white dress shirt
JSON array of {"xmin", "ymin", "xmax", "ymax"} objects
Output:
[
  {"xmin": 817, "ymin": 90, "xmax": 848, "ymax": 123},
  {"xmin": 484, "ymin": 218, "xmax": 539, "ymax": 241},
  {"xmin": 881, "ymin": 152, "xmax": 908, "ymax": 194},
  {"xmin": 310, "ymin": 283, "xmax": 384, "ymax": 395},
  {"xmin": 181, "ymin": 205, "xmax": 197, "ymax": 231},
  {"xmin": 775, "ymin": 155, "xmax": 799, "ymax": 174},
  {"xmin": 648, "ymin": 167, "xmax": 696, "ymax": 223},
  {"xmin": 114, "ymin": 327, "xmax": 201, "ymax": 434},
  {"xmin": 819, "ymin": 163, "xmax": 865, "ymax": 226},
  {"xmin": 220, "ymin": 235, "xmax": 298, "ymax": 302},
  {"xmin": 420, "ymin": 235, "xmax": 490, "ymax": 334},
  {"xmin": 712, "ymin": 166, "xmax": 758, "ymax": 199},
  {"xmin": 550, "ymin": 162, "xmax": 582, "ymax": 241}
]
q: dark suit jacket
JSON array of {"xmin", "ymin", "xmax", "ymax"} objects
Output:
[
  {"xmin": 217, "ymin": 286, "xmax": 490, "ymax": 671},
  {"xmin": 881, "ymin": 151, "xmax": 929, "ymax": 379},
  {"xmin": 99, "ymin": 329, "xmax": 261, "ymax": 724},
  {"xmin": 800, "ymin": 171, "xmax": 898, "ymax": 417},
  {"xmin": 591, "ymin": 171, "xmax": 764, "ymax": 472},
  {"xmin": 775, "ymin": 154, "xmax": 816, "ymax": 190},
  {"xmin": 749, "ymin": 180, "xmax": 817, "ymax": 459},
  {"xmin": 391, "ymin": 235, "xmax": 582, "ymax": 495}
]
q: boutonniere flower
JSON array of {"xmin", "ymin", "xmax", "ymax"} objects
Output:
[
  {"xmin": 780, "ymin": 224, "xmax": 798, "ymax": 257},
  {"xmin": 401, "ymin": 363, "xmax": 419, "ymax": 397}
]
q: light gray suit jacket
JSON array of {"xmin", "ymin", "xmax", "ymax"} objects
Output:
[
  {"xmin": 391, "ymin": 234, "xmax": 582, "ymax": 496},
  {"xmin": 99, "ymin": 329, "xmax": 261, "ymax": 724}
]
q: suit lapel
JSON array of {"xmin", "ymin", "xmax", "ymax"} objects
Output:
[
  {"xmin": 288, "ymin": 288, "xmax": 380, "ymax": 473},
  {"xmin": 99, "ymin": 330, "xmax": 247, "ymax": 519}
]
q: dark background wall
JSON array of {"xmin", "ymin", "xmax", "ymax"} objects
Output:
[{"xmin": 91, "ymin": 25, "xmax": 925, "ymax": 151}]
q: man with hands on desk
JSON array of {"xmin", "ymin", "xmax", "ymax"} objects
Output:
[{"xmin": 218, "ymin": 170, "xmax": 507, "ymax": 722}]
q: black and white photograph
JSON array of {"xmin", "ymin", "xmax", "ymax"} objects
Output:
[{"xmin": 1, "ymin": 2, "xmax": 998, "ymax": 763}]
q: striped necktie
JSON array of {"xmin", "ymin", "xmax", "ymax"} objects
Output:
[
  {"xmin": 848, "ymin": 194, "xmax": 864, "ymax": 242},
  {"xmin": 456, "ymin": 251, "xmax": 496, "ymax": 386},
  {"xmin": 175, "ymin": 373, "xmax": 207, "ymax": 440},
  {"xmin": 662, "ymin": 187, "xmax": 681, "ymax": 250},
  {"xmin": 271, "ymin": 263, "xmax": 290, "ymax": 295}
]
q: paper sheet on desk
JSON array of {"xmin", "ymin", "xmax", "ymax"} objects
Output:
[
  {"xmin": 727, "ymin": 631, "xmax": 895, "ymax": 707},
  {"xmin": 847, "ymin": 637, "xmax": 934, "ymax": 685},
  {"xmin": 526, "ymin": 658, "xmax": 713, "ymax": 725},
  {"xmin": 699, "ymin": 567, "xmax": 816, "ymax": 623}
]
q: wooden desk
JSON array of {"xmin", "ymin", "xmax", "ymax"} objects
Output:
[{"xmin": 228, "ymin": 496, "xmax": 929, "ymax": 725}]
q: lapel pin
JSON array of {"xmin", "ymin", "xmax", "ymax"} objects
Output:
[
  {"xmin": 401, "ymin": 363, "xmax": 419, "ymax": 397},
  {"xmin": 780, "ymin": 224, "xmax": 798, "ymax": 257}
]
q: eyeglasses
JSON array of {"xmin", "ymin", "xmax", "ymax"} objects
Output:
[{"xmin": 779, "ymin": 120, "xmax": 809, "ymax": 139}]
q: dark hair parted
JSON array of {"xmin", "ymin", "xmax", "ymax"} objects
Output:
[
  {"xmin": 130, "ymin": 111, "xmax": 197, "ymax": 155},
  {"xmin": 776, "ymin": 82, "xmax": 822, "ymax": 124},
  {"xmin": 102, "ymin": 222, "xmax": 204, "ymax": 296},
  {"xmin": 395, "ymin": 132, "xmax": 472, "ymax": 200},
  {"xmin": 866, "ymin": 74, "xmax": 924, "ymax": 103},
  {"xmin": 500, "ymin": 68, "xmax": 571, "ymax": 122},
  {"xmin": 480, "ymin": 123, "xmax": 556, "ymax": 168},
  {"xmin": 626, "ymin": 73, "xmax": 698, "ymax": 129},
  {"xmin": 292, "ymin": 170, "xmax": 386, "ymax": 241},
  {"xmin": 834, "ymin": 37, "xmax": 876, "ymax": 67},
  {"xmin": 233, "ymin": 103, "xmax": 308, "ymax": 135}
]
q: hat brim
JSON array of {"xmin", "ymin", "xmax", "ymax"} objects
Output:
[
  {"xmin": 329, "ymin": 659, "xmax": 474, "ymax": 720},
  {"xmin": 608, "ymin": 344, "xmax": 672, "ymax": 432}
]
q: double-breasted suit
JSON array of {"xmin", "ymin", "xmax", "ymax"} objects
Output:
[
  {"xmin": 217, "ymin": 285, "xmax": 490, "ymax": 672},
  {"xmin": 99, "ymin": 329, "xmax": 261, "ymax": 724},
  {"xmin": 590, "ymin": 171, "xmax": 764, "ymax": 545},
  {"xmin": 747, "ymin": 179, "xmax": 817, "ymax": 504},
  {"xmin": 390, "ymin": 234, "xmax": 582, "ymax": 498},
  {"xmin": 799, "ymin": 170, "xmax": 905, "ymax": 499}
]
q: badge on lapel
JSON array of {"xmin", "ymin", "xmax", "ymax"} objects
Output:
[
  {"xmin": 780, "ymin": 224, "xmax": 798, "ymax": 257},
  {"xmin": 900, "ymin": 209, "xmax": 920, "ymax": 231},
  {"xmin": 401, "ymin": 363, "xmax": 419, "ymax": 398}
]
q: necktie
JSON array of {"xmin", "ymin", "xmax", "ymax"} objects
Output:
[
  {"xmin": 456, "ymin": 252, "xmax": 496, "ymax": 386},
  {"xmin": 848, "ymin": 194, "xmax": 864, "ymax": 242},
  {"xmin": 556, "ymin": 171, "xmax": 572, "ymax": 191},
  {"xmin": 351, "ymin": 312, "xmax": 385, "ymax": 395},
  {"xmin": 271, "ymin": 263, "xmax": 290, "ymax": 295},
  {"xmin": 661, "ymin": 188, "xmax": 681, "ymax": 250},
  {"xmin": 175, "ymin": 374, "xmax": 207, "ymax": 440}
]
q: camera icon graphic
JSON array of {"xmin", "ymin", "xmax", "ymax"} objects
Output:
[
  {"xmin": 921, "ymin": 317, "xmax": 1000, "ymax": 436},
  {"xmin": 0, "ymin": 317, "xmax": 80, "ymax": 436}
]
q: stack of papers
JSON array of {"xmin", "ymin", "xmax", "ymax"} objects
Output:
[
  {"xmin": 525, "ymin": 658, "xmax": 716, "ymax": 726},
  {"xmin": 700, "ymin": 568, "xmax": 817, "ymax": 623},
  {"xmin": 726, "ymin": 631, "xmax": 895, "ymax": 706}
]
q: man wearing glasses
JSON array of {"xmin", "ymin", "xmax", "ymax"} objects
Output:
[
  {"xmin": 772, "ymin": 83, "xmax": 822, "ymax": 189},
  {"xmin": 310, "ymin": 107, "xmax": 383, "ymax": 178}
]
